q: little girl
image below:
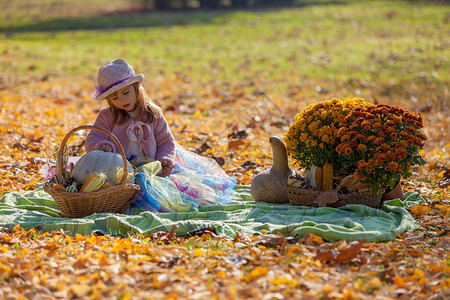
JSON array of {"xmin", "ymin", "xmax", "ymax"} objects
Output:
[{"xmin": 86, "ymin": 59, "xmax": 236, "ymax": 212}]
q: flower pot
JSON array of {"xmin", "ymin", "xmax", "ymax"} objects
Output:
[{"xmin": 381, "ymin": 180, "xmax": 404, "ymax": 201}]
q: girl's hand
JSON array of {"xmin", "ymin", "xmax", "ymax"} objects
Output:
[
  {"xmin": 99, "ymin": 144, "xmax": 113, "ymax": 152},
  {"xmin": 159, "ymin": 160, "xmax": 175, "ymax": 177}
]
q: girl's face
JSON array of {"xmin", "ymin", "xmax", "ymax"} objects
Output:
[{"xmin": 108, "ymin": 85, "xmax": 137, "ymax": 112}]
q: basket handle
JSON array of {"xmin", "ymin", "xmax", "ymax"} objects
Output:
[{"xmin": 56, "ymin": 125, "xmax": 131, "ymax": 186}]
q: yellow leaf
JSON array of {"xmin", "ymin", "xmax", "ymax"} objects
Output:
[
  {"xmin": 194, "ymin": 111, "xmax": 202, "ymax": 118},
  {"xmin": 216, "ymin": 271, "xmax": 226, "ymax": 278},
  {"xmin": 75, "ymin": 233, "xmax": 85, "ymax": 242},
  {"xmin": 270, "ymin": 277, "xmax": 294, "ymax": 285},
  {"xmin": 71, "ymin": 284, "xmax": 91, "ymax": 297},
  {"xmin": 122, "ymin": 293, "xmax": 131, "ymax": 300},
  {"xmin": 431, "ymin": 286, "xmax": 441, "ymax": 292},
  {"xmin": 243, "ymin": 266, "xmax": 268, "ymax": 282},
  {"xmin": 12, "ymin": 224, "xmax": 22, "ymax": 233},
  {"xmin": 323, "ymin": 284, "xmax": 332, "ymax": 292},
  {"xmin": 2, "ymin": 265, "xmax": 11, "ymax": 273},
  {"xmin": 435, "ymin": 205, "xmax": 450, "ymax": 215},
  {"xmin": 200, "ymin": 233, "xmax": 212, "ymax": 241},
  {"xmin": 366, "ymin": 277, "xmax": 382, "ymax": 289},
  {"xmin": 76, "ymin": 276, "xmax": 90, "ymax": 282},
  {"xmin": 46, "ymin": 108, "xmax": 56, "ymax": 117},
  {"xmin": 413, "ymin": 268, "xmax": 424, "ymax": 279},
  {"xmin": 193, "ymin": 249, "xmax": 205, "ymax": 257},
  {"xmin": 441, "ymin": 278, "xmax": 450, "ymax": 288},
  {"xmin": 98, "ymin": 253, "xmax": 109, "ymax": 265},
  {"xmin": 342, "ymin": 289, "xmax": 354, "ymax": 300},
  {"xmin": 85, "ymin": 235, "xmax": 97, "ymax": 246},
  {"xmin": 394, "ymin": 275, "xmax": 406, "ymax": 288},
  {"xmin": 227, "ymin": 284, "xmax": 237, "ymax": 300},
  {"xmin": 429, "ymin": 262, "xmax": 444, "ymax": 274},
  {"xmin": 418, "ymin": 276, "xmax": 428, "ymax": 286},
  {"xmin": 206, "ymin": 248, "xmax": 217, "ymax": 257},
  {"xmin": 55, "ymin": 280, "xmax": 68, "ymax": 291},
  {"xmin": 1, "ymin": 245, "xmax": 8, "ymax": 253}
]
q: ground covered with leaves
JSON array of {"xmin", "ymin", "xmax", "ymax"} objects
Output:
[{"xmin": 1, "ymin": 0, "xmax": 449, "ymax": 299}]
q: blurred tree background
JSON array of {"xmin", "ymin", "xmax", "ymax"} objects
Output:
[
  {"xmin": 141, "ymin": 0, "xmax": 449, "ymax": 10},
  {"xmin": 143, "ymin": 0, "xmax": 295, "ymax": 10}
]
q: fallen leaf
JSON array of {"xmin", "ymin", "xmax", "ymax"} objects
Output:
[
  {"xmin": 313, "ymin": 191, "xmax": 339, "ymax": 207},
  {"xmin": 71, "ymin": 284, "xmax": 91, "ymax": 297},
  {"xmin": 229, "ymin": 139, "xmax": 245, "ymax": 150},
  {"xmin": 243, "ymin": 266, "xmax": 268, "ymax": 282}
]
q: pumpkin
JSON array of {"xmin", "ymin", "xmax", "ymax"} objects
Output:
[{"xmin": 71, "ymin": 150, "xmax": 134, "ymax": 184}]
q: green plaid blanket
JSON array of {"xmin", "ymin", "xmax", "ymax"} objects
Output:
[{"xmin": 0, "ymin": 185, "xmax": 425, "ymax": 242}]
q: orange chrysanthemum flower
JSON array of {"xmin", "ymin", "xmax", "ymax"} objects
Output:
[{"xmin": 335, "ymin": 103, "xmax": 426, "ymax": 193}]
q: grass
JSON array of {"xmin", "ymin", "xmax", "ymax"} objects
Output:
[
  {"xmin": 1, "ymin": 1, "xmax": 447, "ymax": 82},
  {"xmin": 0, "ymin": 0, "xmax": 448, "ymax": 116}
]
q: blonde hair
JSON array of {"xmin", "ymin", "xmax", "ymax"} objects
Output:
[{"xmin": 106, "ymin": 83, "xmax": 161, "ymax": 125}]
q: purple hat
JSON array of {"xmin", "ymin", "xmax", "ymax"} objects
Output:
[{"xmin": 94, "ymin": 58, "xmax": 144, "ymax": 100}]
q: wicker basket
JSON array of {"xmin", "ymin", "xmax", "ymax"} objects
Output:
[
  {"xmin": 284, "ymin": 186, "xmax": 385, "ymax": 209},
  {"xmin": 44, "ymin": 125, "xmax": 140, "ymax": 218}
]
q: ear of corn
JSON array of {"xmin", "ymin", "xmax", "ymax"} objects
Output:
[
  {"xmin": 287, "ymin": 176, "xmax": 295, "ymax": 186},
  {"xmin": 335, "ymin": 175, "xmax": 354, "ymax": 192},
  {"xmin": 112, "ymin": 167, "xmax": 134, "ymax": 185},
  {"xmin": 322, "ymin": 163, "xmax": 334, "ymax": 191},
  {"xmin": 287, "ymin": 173, "xmax": 307, "ymax": 188},
  {"xmin": 315, "ymin": 167, "xmax": 323, "ymax": 191},
  {"xmin": 347, "ymin": 180, "xmax": 370, "ymax": 192},
  {"xmin": 80, "ymin": 172, "xmax": 107, "ymax": 193},
  {"xmin": 112, "ymin": 167, "xmax": 124, "ymax": 185},
  {"xmin": 100, "ymin": 182, "xmax": 113, "ymax": 190}
]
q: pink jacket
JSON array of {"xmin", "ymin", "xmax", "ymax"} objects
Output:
[{"xmin": 86, "ymin": 107, "xmax": 176, "ymax": 163}]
